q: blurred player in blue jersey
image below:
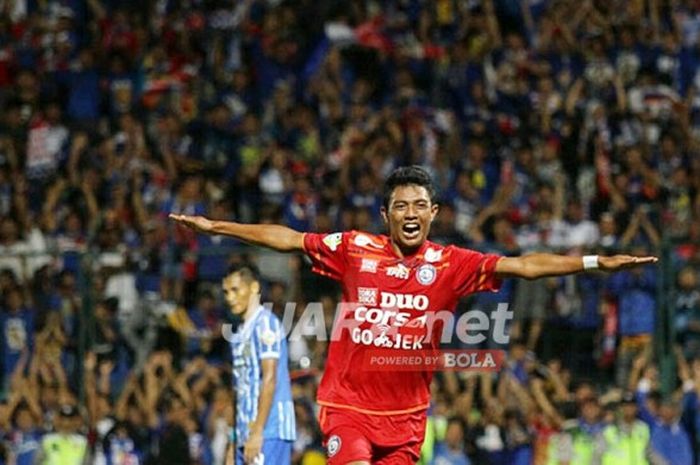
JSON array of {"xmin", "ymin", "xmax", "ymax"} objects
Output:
[{"xmin": 223, "ymin": 264, "xmax": 295, "ymax": 465}]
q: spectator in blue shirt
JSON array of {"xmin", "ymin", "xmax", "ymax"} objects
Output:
[
  {"xmin": 1, "ymin": 287, "xmax": 34, "ymax": 387},
  {"xmin": 431, "ymin": 416, "xmax": 471, "ymax": 465},
  {"xmin": 650, "ymin": 400, "xmax": 693, "ymax": 465},
  {"xmin": 7, "ymin": 403, "xmax": 43, "ymax": 465},
  {"xmin": 65, "ymin": 50, "xmax": 101, "ymax": 124},
  {"xmin": 606, "ymin": 248, "xmax": 657, "ymax": 388}
]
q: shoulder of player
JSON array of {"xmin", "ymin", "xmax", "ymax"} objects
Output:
[
  {"xmin": 423, "ymin": 241, "xmax": 460, "ymax": 261},
  {"xmin": 439, "ymin": 243, "xmax": 488, "ymax": 257},
  {"xmin": 253, "ymin": 307, "xmax": 282, "ymax": 328}
]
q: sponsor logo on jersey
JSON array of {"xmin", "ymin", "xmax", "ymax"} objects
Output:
[
  {"xmin": 347, "ymin": 292, "xmax": 431, "ymax": 349},
  {"xmin": 360, "ymin": 258, "xmax": 378, "ymax": 273},
  {"xmin": 351, "ymin": 326, "xmax": 426, "ymax": 349},
  {"xmin": 386, "ymin": 263, "xmax": 410, "ymax": 280},
  {"xmin": 379, "ymin": 292, "xmax": 429, "ymax": 310},
  {"xmin": 354, "ymin": 234, "xmax": 383, "ymax": 249},
  {"xmin": 424, "ymin": 247, "xmax": 442, "ymax": 263},
  {"xmin": 416, "ymin": 264, "xmax": 437, "ymax": 285},
  {"xmin": 322, "ymin": 233, "xmax": 342, "ymax": 252},
  {"xmin": 357, "ymin": 287, "xmax": 378, "ymax": 306},
  {"xmin": 327, "ymin": 435, "xmax": 341, "ymax": 457}
]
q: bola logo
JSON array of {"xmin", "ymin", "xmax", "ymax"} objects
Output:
[
  {"xmin": 416, "ymin": 264, "xmax": 436, "ymax": 285},
  {"xmin": 327, "ymin": 435, "xmax": 341, "ymax": 457}
]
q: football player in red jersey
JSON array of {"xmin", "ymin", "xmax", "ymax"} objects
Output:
[{"xmin": 170, "ymin": 166, "xmax": 656, "ymax": 465}]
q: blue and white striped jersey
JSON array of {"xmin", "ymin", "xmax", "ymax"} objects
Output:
[{"xmin": 230, "ymin": 306, "xmax": 296, "ymax": 443}]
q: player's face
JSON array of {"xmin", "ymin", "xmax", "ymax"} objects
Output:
[
  {"xmin": 382, "ymin": 184, "xmax": 438, "ymax": 252},
  {"xmin": 222, "ymin": 273, "xmax": 259, "ymax": 315}
]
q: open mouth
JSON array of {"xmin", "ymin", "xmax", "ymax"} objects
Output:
[{"xmin": 402, "ymin": 223, "xmax": 421, "ymax": 240}]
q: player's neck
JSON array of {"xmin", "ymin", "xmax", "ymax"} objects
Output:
[
  {"xmin": 390, "ymin": 240, "xmax": 422, "ymax": 258},
  {"xmin": 243, "ymin": 304, "xmax": 261, "ymax": 322}
]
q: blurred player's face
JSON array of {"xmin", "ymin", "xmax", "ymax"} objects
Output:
[
  {"xmin": 382, "ymin": 184, "xmax": 438, "ymax": 254},
  {"xmin": 222, "ymin": 273, "xmax": 260, "ymax": 315}
]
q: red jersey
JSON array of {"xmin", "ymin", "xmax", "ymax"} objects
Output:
[{"xmin": 303, "ymin": 230, "xmax": 502, "ymax": 415}]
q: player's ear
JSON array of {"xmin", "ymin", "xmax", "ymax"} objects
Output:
[
  {"xmin": 380, "ymin": 206, "xmax": 388, "ymax": 225},
  {"xmin": 250, "ymin": 280, "xmax": 261, "ymax": 296},
  {"xmin": 430, "ymin": 203, "xmax": 439, "ymax": 222},
  {"xmin": 248, "ymin": 287, "xmax": 261, "ymax": 309}
]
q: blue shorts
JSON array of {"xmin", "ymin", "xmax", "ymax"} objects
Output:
[{"xmin": 236, "ymin": 438, "xmax": 293, "ymax": 465}]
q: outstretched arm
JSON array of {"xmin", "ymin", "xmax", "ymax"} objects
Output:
[
  {"xmin": 169, "ymin": 214, "xmax": 305, "ymax": 252},
  {"xmin": 495, "ymin": 253, "xmax": 658, "ymax": 280}
]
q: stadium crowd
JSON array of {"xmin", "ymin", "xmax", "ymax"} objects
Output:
[{"xmin": 1, "ymin": 0, "xmax": 700, "ymax": 464}]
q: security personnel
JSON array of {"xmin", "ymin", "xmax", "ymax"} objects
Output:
[
  {"xmin": 546, "ymin": 398, "xmax": 604, "ymax": 465},
  {"xmin": 593, "ymin": 392, "xmax": 665, "ymax": 465},
  {"xmin": 35, "ymin": 405, "xmax": 88, "ymax": 465}
]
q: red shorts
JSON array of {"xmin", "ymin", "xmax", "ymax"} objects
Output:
[{"xmin": 318, "ymin": 405, "xmax": 427, "ymax": 464}]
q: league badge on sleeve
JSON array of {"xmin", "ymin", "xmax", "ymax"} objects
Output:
[
  {"xmin": 416, "ymin": 264, "xmax": 437, "ymax": 285},
  {"xmin": 322, "ymin": 233, "xmax": 343, "ymax": 252},
  {"xmin": 260, "ymin": 328, "xmax": 277, "ymax": 346}
]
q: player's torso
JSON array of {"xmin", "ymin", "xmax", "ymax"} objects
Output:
[
  {"xmin": 335, "ymin": 232, "xmax": 458, "ymax": 351},
  {"xmin": 230, "ymin": 317, "xmax": 260, "ymax": 395}
]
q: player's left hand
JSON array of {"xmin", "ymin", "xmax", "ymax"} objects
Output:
[
  {"xmin": 244, "ymin": 430, "xmax": 263, "ymax": 464},
  {"xmin": 598, "ymin": 255, "xmax": 658, "ymax": 272}
]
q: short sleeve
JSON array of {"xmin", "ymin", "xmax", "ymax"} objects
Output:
[
  {"xmin": 302, "ymin": 232, "xmax": 349, "ymax": 281},
  {"xmin": 451, "ymin": 247, "xmax": 503, "ymax": 296},
  {"xmin": 254, "ymin": 312, "xmax": 282, "ymax": 360}
]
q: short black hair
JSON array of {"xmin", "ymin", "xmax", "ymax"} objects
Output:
[
  {"xmin": 383, "ymin": 165, "xmax": 437, "ymax": 209},
  {"xmin": 225, "ymin": 263, "xmax": 261, "ymax": 285}
]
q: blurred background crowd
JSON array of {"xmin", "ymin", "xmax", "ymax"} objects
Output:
[{"xmin": 1, "ymin": 0, "xmax": 700, "ymax": 464}]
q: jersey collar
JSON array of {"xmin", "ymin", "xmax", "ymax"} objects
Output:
[
  {"xmin": 384, "ymin": 237, "xmax": 431, "ymax": 263},
  {"xmin": 240, "ymin": 305, "xmax": 265, "ymax": 335}
]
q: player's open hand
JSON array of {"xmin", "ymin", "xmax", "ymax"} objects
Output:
[
  {"xmin": 169, "ymin": 213, "xmax": 214, "ymax": 233},
  {"xmin": 598, "ymin": 255, "xmax": 658, "ymax": 272}
]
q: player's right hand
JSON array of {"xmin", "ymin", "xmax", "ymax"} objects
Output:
[
  {"xmin": 598, "ymin": 254, "xmax": 658, "ymax": 271},
  {"xmin": 169, "ymin": 213, "xmax": 214, "ymax": 233}
]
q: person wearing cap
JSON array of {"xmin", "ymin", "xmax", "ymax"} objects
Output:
[
  {"xmin": 34, "ymin": 405, "xmax": 88, "ymax": 465},
  {"xmin": 592, "ymin": 393, "xmax": 665, "ymax": 465}
]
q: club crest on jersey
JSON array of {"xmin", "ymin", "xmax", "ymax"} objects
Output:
[
  {"xmin": 354, "ymin": 234, "xmax": 383, "ymax": 249},
  {"xmin": 357, "ymin": 287, "xmax": 378, "ymax": 306},
  {"xmin": 416, "ymin": 264, "xmax": 437, "ymax": 285},
  {"xmin": 327, "ymin": 435, "xmax": 341, "ymax": 457},
  {"xmin": 360, "ymin": 258, "xmax": 378, "ymax": 273},
  {"xmin": 424, "ymin": 247, "xmax": 442, "ymax": 263},
  {"xmin": 386, "ymin": 263, "xmax": 410, "ymax": 280},
  {"xmin": 322, "ymin": 233, "xmax": 342, "ymax": 252}
]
